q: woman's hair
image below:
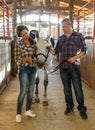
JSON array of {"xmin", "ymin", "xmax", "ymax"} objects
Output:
[
  {"xmin": 29, "ymin": 36, "xmax": 35, "ymax": 45},
  {"xmin": 16, "ymin": 25, "xmax": 29, "ymax": 37}
]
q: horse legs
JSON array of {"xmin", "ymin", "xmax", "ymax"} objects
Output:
[
  {"xmin": 43, "ymin": 69, "xmax": 48, "ymax": 106},
  {"xmin": 34, "ymin": 70, "xmax": 40, "ymax": 103}
]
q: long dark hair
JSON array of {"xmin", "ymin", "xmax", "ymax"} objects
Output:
[
  {"xmin": 16, "ymin": 25, "xmax": 29, "ymax": 37},
  {"xmin": 16, "ymin": 25, "xmax": 35, "ymax": 45}
]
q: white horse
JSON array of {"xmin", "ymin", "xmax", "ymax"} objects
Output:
[{"xmin": 30, "ymin": 30, "xmax": 53, "ymax": 106}]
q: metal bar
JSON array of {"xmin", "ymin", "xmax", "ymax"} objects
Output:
[
  {"xmin": 2, "ymin": 0, "xmax": 5, "ymax": 40},
  {"xmin": 77, "ymin": 0, "xmax": 93, "ymax": 32},
  {"xmin": 77, "ymin": 0, "xmax": 93, "ymax": 11},
  {"xmin": 19, "ymin": 0, "xmax": 23, "ymax": 24},
  {"xmin": 77, "ymin": 10, "xmax": 80, "ymax": 32},
  {"xmin": 12, "ymin": 0, "xmax": 17, "ymax": 39},
  {"xmin": 6, "ymin": 5, "xmax": 10, "ymax": 37}
]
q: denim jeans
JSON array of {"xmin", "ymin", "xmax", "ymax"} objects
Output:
[
  {"xmin": 60, "ymin": 65, "xmax": 87, "ymax": 112},
  {"xmin": 17, "ymin": 66, "xmax": 37, "ymax": 114}
]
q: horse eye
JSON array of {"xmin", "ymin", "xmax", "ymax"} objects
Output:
[{"xmin": 46, "ymin": 46, "xmax": 49, "ymax": 50}]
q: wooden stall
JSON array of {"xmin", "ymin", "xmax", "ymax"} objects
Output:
[
  {"xmin": 0, "ymin": 0, "xmax": 12, "ymax": 94},
  {"xmin": 76, "ymin": 0, "xmax": 95, "ymax": 89}
]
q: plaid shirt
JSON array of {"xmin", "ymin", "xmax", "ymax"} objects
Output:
[
  {"xmin": 55, "ymin": 32, "xmax": 87, "ymax": 69},
  {"xmin": 15, "ymin": 39, "xmax": 36, "ymax": 68}
]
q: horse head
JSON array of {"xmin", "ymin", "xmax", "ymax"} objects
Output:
[
  {"xmin": 30, "ymin": 30, "xmax": 51, "ymax": 69},
  {"xmin": 35, "ymin": 34, "xmax": 51, "ymax": 69}
]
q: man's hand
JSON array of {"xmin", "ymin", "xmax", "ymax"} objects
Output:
[
  {"xmin": 67, "ymin": 51, "xmax": 84, "ymax": 63},
  {"xmin": 67, "ymin": 56, "xmax": 77, "ymax": 63},
  {"xmin": 48, "ymin": 45, "xmax": 55, "ymax": 55}
]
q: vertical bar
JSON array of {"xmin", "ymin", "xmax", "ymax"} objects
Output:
[
  {"xmin": 93, "ymin": 0, "xmax": 95, "ymax": 40},
  {"xmin": 77, "ymin": 0, "xmax": 93, "ymax": 33},
  {"xmin": 58, "ymin": 0, "xmax": 60, "ymax": 37},
  {"xmin": 49, "ymin": 14, "xmax": 51, "ymax": 34},
  {"xmin": 69, "ymin": 0, "xmax": 74, "ymax": 26},
  {"xmin": 77, "ymin": 11, "xmax": 80, "ymax": 32},
  {"xmin": 2, "ymin": 0, "xmax": 5, "ymax": 40},
  {"xmin": 19, "ymin": 0, "xmax": 23, "ymax": 24},
  {"xmin": 6, "ymin": 5, "xmax": 10, "ymax": 38},
  {"xmin": 12, "ymin": 0, "xmax": 17, "ymax": 39}
]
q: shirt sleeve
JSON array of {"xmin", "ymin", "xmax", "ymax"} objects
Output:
[
  {"xmin": 54, "ymin": 37, "xmax": 62, "ymax": 55},
  {"xmin": 15, "ymin": 43, "xmax": 21, "ymax": 65},
  {"xmin": 78, "ymin": 33, "xmax": 87, "ymax": 54}
]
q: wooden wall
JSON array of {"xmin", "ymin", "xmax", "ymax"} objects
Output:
[{"xmin": 80, "ymin": 38, "xmax": 95, "ymax": 90}]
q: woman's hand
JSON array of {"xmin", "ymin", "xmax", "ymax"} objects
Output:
[
  {"xmin": 27, "ymin": 57, "xmax": 34, "ymax": 65},
  {"xmin": 21, "ymin": 57, "xmax": 34, "ymax": 65}
]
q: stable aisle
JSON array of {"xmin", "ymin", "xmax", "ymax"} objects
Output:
[{"xmin": 0, "ymin": 70, "xmax": 95, "ymax": 130}]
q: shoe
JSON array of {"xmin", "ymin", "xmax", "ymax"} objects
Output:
[
  {"xmin": 64, "ymin": 107, "xmax": 73, "ymax": 115},
  {"xmin": 79, "ymin": 111, "xmax": 88, "ymax": 119},
  {"xmin": 16, "ymin": 114, "xmax": 22, "ymax": 123},
  {"xmin": 25, "ymin": 110, "xmax": 36, "ymax": 117}
]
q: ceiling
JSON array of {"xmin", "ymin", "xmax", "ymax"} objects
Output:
[
  {"xmin": 4, "ymin": 0, "xmax": 93, "ymax": 19},
  {"xmin": 0, "ymin": 0, "xmax": 93, "ymax": 37}
]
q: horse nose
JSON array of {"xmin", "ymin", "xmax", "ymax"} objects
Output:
[{"xmin": 37, "ymin": 62, "xmax": 45, "ymax": 68}]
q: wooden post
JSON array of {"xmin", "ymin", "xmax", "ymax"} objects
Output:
[{"xmin": 69, "ymin": 0, "xmax": 75, "ymax": 26}]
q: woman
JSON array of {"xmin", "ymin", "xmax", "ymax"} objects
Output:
[{"xmin": 15, "ymin": 25, "xmax": 37, "ymax": 123}]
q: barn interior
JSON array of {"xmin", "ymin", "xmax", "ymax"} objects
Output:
[
  {"xmin": 0, "ymin": 0, "xmax": 95, "ymax": 98},
  {"xmin": 0, "ymin": 1, "xmax": 95, "ymax": 130}
]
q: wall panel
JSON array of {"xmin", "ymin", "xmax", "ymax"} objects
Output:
[
  {"xmin": 81, "ymin": 39, "xmax": 95, "ymax": 90},
  {"xmin": 0, "ymin": 41, "xmax": 11, "ymax": 94}
]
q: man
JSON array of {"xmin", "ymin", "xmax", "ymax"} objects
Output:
[{"xmin": 49, "ymin": 18, "xmax": 88, "ymax": 119}]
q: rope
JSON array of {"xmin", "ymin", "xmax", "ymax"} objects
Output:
[{"xmin": 48, "ymin": 60, "xmax": 68, "ymax": 74}]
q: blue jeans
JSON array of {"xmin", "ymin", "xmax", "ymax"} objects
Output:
[
  {"xmin": 60, "ymin": 65, "xmax": 87, "ymax": 112},
  {"xmin": 17, "ymin": 66, "xmax": 37, "ymax": 114}
]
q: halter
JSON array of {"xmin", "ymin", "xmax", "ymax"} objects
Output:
[
  {"xmin": 36, "ymin": 52, "xmax": 49, "ymax": 61},
  {"xmin": 29, "ymin": 30, "xmax": 50, "ymax": 69}
]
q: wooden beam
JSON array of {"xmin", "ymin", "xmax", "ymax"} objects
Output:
[{"xmin": 16, "ymin": 5, "xmax": 69, "ymax": 11}]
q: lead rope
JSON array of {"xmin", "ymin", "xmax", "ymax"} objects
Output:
[{"xmin": 48, "ymin": 60, "xmax": 68, "ymax": 74}]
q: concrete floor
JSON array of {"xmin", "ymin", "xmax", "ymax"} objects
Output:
[{"xmin": 0, "ymin": 69, "xmax": 95, "ymax": 130}]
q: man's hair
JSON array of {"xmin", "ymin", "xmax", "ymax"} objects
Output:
[
  {"xmin": 16, "ymin": 25, "xmax": 29, "ymax": 37},
  {"xmin": 61, "ymin": 18, "xmax": 71, "ymax": 24}
]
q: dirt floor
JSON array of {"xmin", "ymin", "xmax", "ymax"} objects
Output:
[{"xmin": 0, "ymin": 69, "xmax": 95, "ymax": 130}]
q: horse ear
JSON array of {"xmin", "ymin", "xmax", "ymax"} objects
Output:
[
  {"xmin": 39, "ymin": 31, "xmax": 46, "ymax": 38},
  {"xmin": 45, "ymin": 34, "xmax": 51, "ymax": 46},
  {"xmin": 47, "ymin": 34, "xmax": 51, "ymax": 39},
  {"xmin": 46, "ymin": 34, "xmax": 51, "ymax": 41}
]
